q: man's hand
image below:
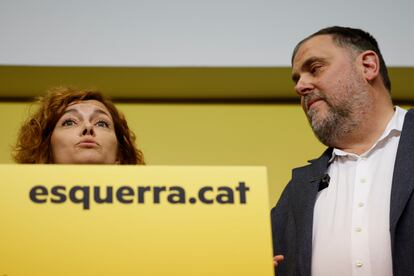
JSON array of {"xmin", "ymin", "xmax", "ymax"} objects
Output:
[{"xmin": 273, "ymin": 255, "xmax": 284, "ymax": 266}]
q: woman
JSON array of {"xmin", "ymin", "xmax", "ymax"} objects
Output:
[{"xmin": 13, "ymin": 86, "xmax": 145, "ymax": 164}]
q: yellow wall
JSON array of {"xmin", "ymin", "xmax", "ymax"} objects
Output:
[{"xmin": 0, "ymin": 102, "xmax": 326, "ymax": 207}]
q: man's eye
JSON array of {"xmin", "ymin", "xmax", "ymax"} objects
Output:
[
  {"xmin": 310, "ymin": 65, "xmax": 322, "ymax": 74},
  {"xmin": 96, "ymin": 120, "xmax": 109, "ymax": 128},
  {"xmin": 62, "ymin": 119, "xmax": 76, "ymax": 126}
]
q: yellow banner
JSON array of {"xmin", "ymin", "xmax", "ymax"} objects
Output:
[{"xmin": 0, "ymin": 165, "xmax": 273, "ymax": 276}]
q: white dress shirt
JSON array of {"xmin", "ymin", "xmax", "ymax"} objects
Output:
[{"xmin": 311, "ymin": 106, "xmax": 407, "ymax": 276}]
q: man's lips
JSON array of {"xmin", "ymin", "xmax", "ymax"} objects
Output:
[{"xmin": 306, "ymin": 98, "xmax": 323, "ymax": 110}]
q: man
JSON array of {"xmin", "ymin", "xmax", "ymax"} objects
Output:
[{"xmin": 271, "ymin": 26, "xmax": 414, "ymax": 276}]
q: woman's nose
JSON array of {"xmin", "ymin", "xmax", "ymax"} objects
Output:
[{"xmin": 81, "ymin": 124, "xmax": 95, "ymax": 136}]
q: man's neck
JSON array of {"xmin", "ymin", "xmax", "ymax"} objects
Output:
[{"xmin": 332, "ymin": 102, "xmax": 395, "ymax": 155}]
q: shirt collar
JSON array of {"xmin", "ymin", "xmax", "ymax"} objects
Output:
[{"xmin": 329, "ymin": 106, "xmax": 407, "ymax": 162}]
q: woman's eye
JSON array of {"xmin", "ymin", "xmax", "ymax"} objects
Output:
[
  {"xmin": 96, "ymin": 120, "xmax": 109, "ymax": 128},
  {"xmin": 62, "ymin": 119, "xmax": 76, "ymax": 126}
]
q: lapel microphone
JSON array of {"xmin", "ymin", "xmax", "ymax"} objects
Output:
[{"xmin": 318, "ymin": 174, "xmax": 330, "ymax": 192}]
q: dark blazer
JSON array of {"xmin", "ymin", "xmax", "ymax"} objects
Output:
[{"xmin": 271, "ymin": 109, "xmax": 414, "ymax": 276}]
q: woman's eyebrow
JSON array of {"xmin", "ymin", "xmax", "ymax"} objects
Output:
[
  {"xmin": 62, "ymin": 108, "xmax": 110, "ymax": 118},
  {"xmin": 91, "ymin": 109, "xmax": 111, "ymax": 118},
  {"xmin": 62, "ymin": 109, "xmax": 81, "ymax": 116}
]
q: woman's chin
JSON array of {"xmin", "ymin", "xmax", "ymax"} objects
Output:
[{"xmin": 70, "ymin": 153, "xmax": 114, "ymax": 164}]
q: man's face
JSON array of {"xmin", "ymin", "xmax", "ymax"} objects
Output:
[{"xmin": 291, "ymin": 35, "xmax": 371, "ymax": 146}]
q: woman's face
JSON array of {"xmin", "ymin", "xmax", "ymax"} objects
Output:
[{"xmin": 51, "ymin": 100, "xmax": 119, "ymax": 164}]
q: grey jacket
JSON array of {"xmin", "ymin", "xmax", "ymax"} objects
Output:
[{"xmin": 271, "ymin": 109, "xmax": 414, "ymax": 276}]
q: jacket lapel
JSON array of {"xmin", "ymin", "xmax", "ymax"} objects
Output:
[
  {"xmin": 292, "ymin": 148, "xmax": 332, "ymax": 276},
  {"xmin": 390, "ymin": 109, "xmax": 414, "ymax": 243}
]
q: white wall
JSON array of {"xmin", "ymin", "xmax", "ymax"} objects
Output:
[{"xmin": 0, "ymin": 0, "xmax": 413, "ymax": 66}]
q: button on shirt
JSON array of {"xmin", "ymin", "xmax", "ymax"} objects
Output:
[{"xmin": 311, "ymin": 107, "xmax": 407, "ymax": 276}]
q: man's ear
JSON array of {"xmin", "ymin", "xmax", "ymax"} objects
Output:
[{"xmin": 360, "ymin": 50, "xmax": 380, "ymax": 82}]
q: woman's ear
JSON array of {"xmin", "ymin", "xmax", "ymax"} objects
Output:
[{"xmin": 360, "ymin": 50, "xmax": 380, "ymax": 82}]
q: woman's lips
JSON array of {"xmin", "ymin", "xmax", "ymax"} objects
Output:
[{"xmin": 77, "ymin": 140, "xmax": 99, "ymax": 148}]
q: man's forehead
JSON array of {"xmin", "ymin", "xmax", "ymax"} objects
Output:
[{"xmin": 292, "ymin": 35, "xmax": 336, "ymax": 65}]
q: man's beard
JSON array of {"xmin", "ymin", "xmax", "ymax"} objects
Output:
[
  {"xmin": 304, "ymin": 77, "xmax": 371, "ymax": 147},
  {"xmin": 306, "ymin": 95, "xmax": 355, "ymax": 147}
]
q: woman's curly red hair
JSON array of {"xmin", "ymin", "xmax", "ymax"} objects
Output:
[{"xmin": 13, "ymin": 87, "xmax": 145, "ymax": 164}]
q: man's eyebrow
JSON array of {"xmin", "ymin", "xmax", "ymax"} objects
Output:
[
  {"xmin": 291, "ymin": 57, "xmax": 327, "ymax": 83},
  {"xmin": 302, "ymin": 57, "xmax": 326, "ymax": 70}
]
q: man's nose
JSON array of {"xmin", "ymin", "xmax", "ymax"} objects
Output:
[{"xmin": 294, "ymin": 76, "xmax": 314, "ymax": 96}]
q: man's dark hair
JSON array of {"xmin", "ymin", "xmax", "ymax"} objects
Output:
[{"xmin": 292, "ymin": 26, "xmax": 391, "ymax": 92}]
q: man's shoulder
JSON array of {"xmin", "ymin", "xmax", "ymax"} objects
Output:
[
  {"xmin": 291, "ymin": 147, "xmax": 333, "ymax": 179},
  {"xmin": 400, "ymin": 109, "xmax": 414, "ymax": 140},
  {"xmin": 272, "ymin": 148, "xmax": 332, "ymax": 217},
  {"xmin": 404, "ymin": 108, "xmax": 414, "ymax": 123}
]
